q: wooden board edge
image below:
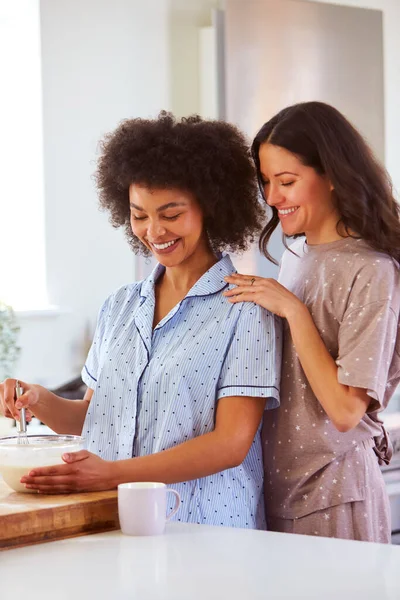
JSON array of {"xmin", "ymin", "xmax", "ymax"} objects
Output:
[
  {"xmin": 0, "ymin": 522, "xmax": 119, "ymax": 550},
  {"xmin": 0, "ymin": 496, "xmax": 119, "ymax": 550}
]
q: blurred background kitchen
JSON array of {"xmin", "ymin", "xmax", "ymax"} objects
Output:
[{"xmin": 1, "ymin": 0, "xmax": 400, "ymax": 540}]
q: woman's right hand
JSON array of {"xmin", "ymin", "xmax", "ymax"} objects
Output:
[{"xmin": 0, "ymin": 378, "xmax": 40, "ymax": 422}]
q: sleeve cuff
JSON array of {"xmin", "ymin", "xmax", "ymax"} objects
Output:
[
  {"xmin": 81, "ymin": 364, "xmax": 97, "ymax": 389},
  {"xmin": 337, "ymin": 369, "xmax": 383, "ymax": 411},
  {"xmin": 216, "ymin": 385, "xmax": 280, "ymax": 409}
]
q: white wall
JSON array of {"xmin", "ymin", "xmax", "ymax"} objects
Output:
[
  {"xmin": 310, "ymin": 0, "xmax": 400, "ymax": 196},
  {"xmin": 168, "ymin": 0, "xmax": 222, "ymax": 117},
  {"xmin": 15, "ymin": 0, "xmax": 400, "ymax": 389},
  {"xmin": 17, "ymin": 0, "xmax": 170, "ymax": 386}
]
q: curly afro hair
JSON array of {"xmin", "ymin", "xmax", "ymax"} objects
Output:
[{"xmin": 95, "ymin": 112, "xmax": 265, "ymax": 255}]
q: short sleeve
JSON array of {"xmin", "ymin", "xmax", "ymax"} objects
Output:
[
  {"xmin": 336, "ymin": 300, "xmax": 398, "ymax": 409},
  {"xmin": 81, "ymin": 296, "xmax": 112, "ymax": 389},
  {"xmin": 216, "ymin": 305, "xmax": 282, "ymax": 409}
]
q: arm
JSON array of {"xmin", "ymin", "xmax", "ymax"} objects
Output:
[
  {"xmin": 286, "ymin": 304, "xmax": 369, "ymax": 432},
  {"xmin": 21, "ymin": 395, "xmax": 266, "ymax": 492},
  {"xmin": 112, "ymin": 395, "xmax": 266, "ymax": 485},
  {"xmin": 0, "ymin": 378, "xmax": 92, "ymax": 435},
  {"xmin": 28, "ymin": 386, "xmax": 93, "ymax": 435},
  {"xmin": 1, "ymin": 295, "xmax": 112, "ymax": 435},
  {"xmin": 224, "ymin": 275, "xmax": 369, "ymax": 432}
]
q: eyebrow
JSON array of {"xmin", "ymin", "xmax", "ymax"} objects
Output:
[
  {"xmin": 261, "ymin": 171, "xmax": 299, "ymax": 179},
  {"xmin": 275, "ymin": 171, "xmax": 299, "ymax": 177},
  {"xmin": 129, "ymin": 202, "xmax": 187, "ymax": 212}
]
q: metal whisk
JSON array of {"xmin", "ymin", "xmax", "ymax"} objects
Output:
[{"xmin": 15, "ymin": 380, "xmax": 29, "ymax": 445}]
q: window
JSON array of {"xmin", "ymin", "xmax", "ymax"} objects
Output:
[{"xmin": 0, "ymin": 0, "xmax": 48, "ymax": 310}]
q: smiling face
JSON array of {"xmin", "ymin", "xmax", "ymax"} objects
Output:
[
  {"xmin": 258, "ymin": 143, "xmax": 340, "ymax": 243},
  {"xmin": 129, "ymin": 184, "xmax": 211, "ymax": 267}
]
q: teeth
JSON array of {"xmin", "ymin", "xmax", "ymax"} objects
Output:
[
  {"xmin": 152, "ymin": 239, "xmax": 177, "ymax": 250},
  {"xmin": 278, "ymin": 207, "xmax": 298, "ymax": 215}
]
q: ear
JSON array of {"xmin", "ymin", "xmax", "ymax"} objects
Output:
[{"xmin": 322, "ymin": 173, "xmax": 334, "ymax": 192}]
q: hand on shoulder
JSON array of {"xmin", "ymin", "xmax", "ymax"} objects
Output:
[{"xmin": 224, "ymin": 273, "xmax": 304, "ymax": 320}]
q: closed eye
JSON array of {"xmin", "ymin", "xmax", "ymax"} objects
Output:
[
  {"xmin": 132, "ymin": 215, "xmax": 147, "ymax": 221},
  {"xmin": 281, "ymin": 181, "xmax": 294, "ymax": 187},
  {"xmin": 163, "ymin": 213, "xmax": 182, "ymax": 221}
]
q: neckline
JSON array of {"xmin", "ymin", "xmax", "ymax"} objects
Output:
[
  {"xmin": 140, "ymin": 252, "xmax": 233, "ymax": 300},
  {"xmin": 304, "ymin": 236, "xmax": 362, "ymax": 253}
]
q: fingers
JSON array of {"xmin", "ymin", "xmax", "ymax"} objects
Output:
[
  {"xmin": 1, "ymin": 379, "xmax": 17, "ymax": 419},
  {"xmin": 2, "ymin": 379, "xmax": 26, "ymax": 419},
  {"xmin": 18, "ymin": 409, "xmax": 33, "ymax": 423},
  {"xmin": 21, "ymin": 464, "xmax": 81, "ymax": 492},
  {"xmin": 225, "ymin": 274, "xmax": 278, "ymax": 287},
  {"xmin": 223, "ymin": 273, "xmax": 263, "ymax": 305},
  {"xmin": 26, "ymin": 488, "xmax": 73, "ymax": 495},
  {"xmin": 22, "ymin": 452, "xmax": 89, "ymax": 481},
  {"xmin": 224, "ymin": 285, "xmax": 259, "ymax": 298},
  {"xmin": 15, "ymin": 389, "xmax": 37, "ymax": 410},
  {"xmin": 24, "ymin": 481, "xmax": 78, "ymax": 493},
  {"xmin": 23, "ymin": 463, "xmax": 75, "ymax": 479},
  {"xmin": 21, "ymin": 452, "xmax": 90, "ymax": 480},
  {"xmin": 2, "ymin": 379, "xmax": 38, "ymax": 420},
  {"xmin": 62, "ymin": 450, "xmax": 90, "ymax": 463},
  {"xmin": 225, "ymin": 292, "xmax": 258, "ymax": 304},
  {"xmin": 23, "ymin": 474, "xmax": 75, "ymax": 487},
  {"xmin": 14, "ymin": 398, "xmax": 35, "ymax": 423},
  {"xmin": 225, "ymin": 274, "xmax": 259, "ymax": 284}
]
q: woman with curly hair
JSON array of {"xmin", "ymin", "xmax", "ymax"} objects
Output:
[
  {"xmin": 225, "ymin": 101, "xmax": 400, "ymax": 542},
  {"xmin": 0, "ymin": 113, "xmax": 281, "ymax": 529}
]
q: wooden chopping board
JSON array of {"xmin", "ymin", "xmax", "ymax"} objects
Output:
[{"xmin": 0, "ymin": 479, "xmax": 119, "ymax": 550}]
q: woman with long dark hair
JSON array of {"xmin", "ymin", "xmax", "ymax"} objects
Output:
[{"xmin": 224, "ymin": 101, "xmax": 400, "ymax": 542}]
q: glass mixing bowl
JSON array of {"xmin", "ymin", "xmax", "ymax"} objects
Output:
[{"xmin": 0, "ymin": 435, "xmax": 85, "ymax": 493}]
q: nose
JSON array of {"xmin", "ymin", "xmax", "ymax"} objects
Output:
[
  {"xmin": 265, "ymin": 184, "xmax": 283, "ymax": 207},
  {"xmin": 147, "ymin": 218, "xmax": 167, "ymax": 239}
]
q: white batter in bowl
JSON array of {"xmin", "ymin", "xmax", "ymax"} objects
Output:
[{"xmin": 0, "ymin": 435, "xmax": 84, "ymax": 493}]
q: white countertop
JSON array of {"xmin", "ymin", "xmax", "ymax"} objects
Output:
[{"xmin": 0, "ymin": 524, "xmax": 399, "ymax": 600}]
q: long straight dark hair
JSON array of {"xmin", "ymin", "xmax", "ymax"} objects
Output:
[{"xmin": 251, "ymin": 101, "xmax": 400, "ymax": 265}]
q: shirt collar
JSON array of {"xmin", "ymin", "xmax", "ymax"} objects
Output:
[{"xmin": 139, "ymin": 253, "xmax": 236, "ymax": 300}]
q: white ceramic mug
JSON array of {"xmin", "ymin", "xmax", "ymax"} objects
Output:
[{"xmin": 118, "ymin": 482, "xmax": 181, "ymax": 536}]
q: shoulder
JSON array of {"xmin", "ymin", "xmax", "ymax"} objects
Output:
[
  {"xmin": 98, "ymin": 281, "xmax": 143, "ymax": 317},
  {"xmin": 287, "ymin": 237, "xmax": 306, "ymax": 254},
  {"xmin": 329, "ymin": 238, "xmax": 396, "ymax": 272},
  {"xmin": 348, "ymin": 243, "xmax": 399, "ymax": 301},
  {"xmin": 331, "ymin": 242, "xmax": 400, "ymax": 317},
  {"xmin": 276, "ymin": 238, "xmax": 306, "ymax": 283},
  {"xmin": 110, "ymin": 281, "xmax": 143, "ymax": 303},
  {"xmin": 233, "ymin": 300, "xmax": 281, "ymax": 332},
  {"xmin": 281, "ymin": 238, "xmax": 305, "ymax": 263}
]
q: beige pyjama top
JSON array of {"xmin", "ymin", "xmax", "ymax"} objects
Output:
[{"xmin": 263, "ymin": 237, "xmax": 400, "ymax": 519}]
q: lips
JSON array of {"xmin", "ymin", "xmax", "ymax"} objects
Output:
[
  {"xmin": 152, "ymin": 239, "xmax": 178, "ymax": 250},
  {"xmin": 149, "ymin": 238, "xmax": 181, "ymax": 255},
  {"xmin": 277, "ymin": 206, "xmax": 299, "ymax": 218}
]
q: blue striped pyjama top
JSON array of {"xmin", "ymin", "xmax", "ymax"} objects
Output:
[{"xmin": 81, "ymin": 253, "xmax": 282, "ymax": 529}]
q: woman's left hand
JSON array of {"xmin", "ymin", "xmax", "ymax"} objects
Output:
[
  {"xmin": 20, "ymin": 450, "xmax": 115, "ymax": 494},
  {"xmin": 224, "ymin": 273, "xmax": 303, "ymax": 320}
]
